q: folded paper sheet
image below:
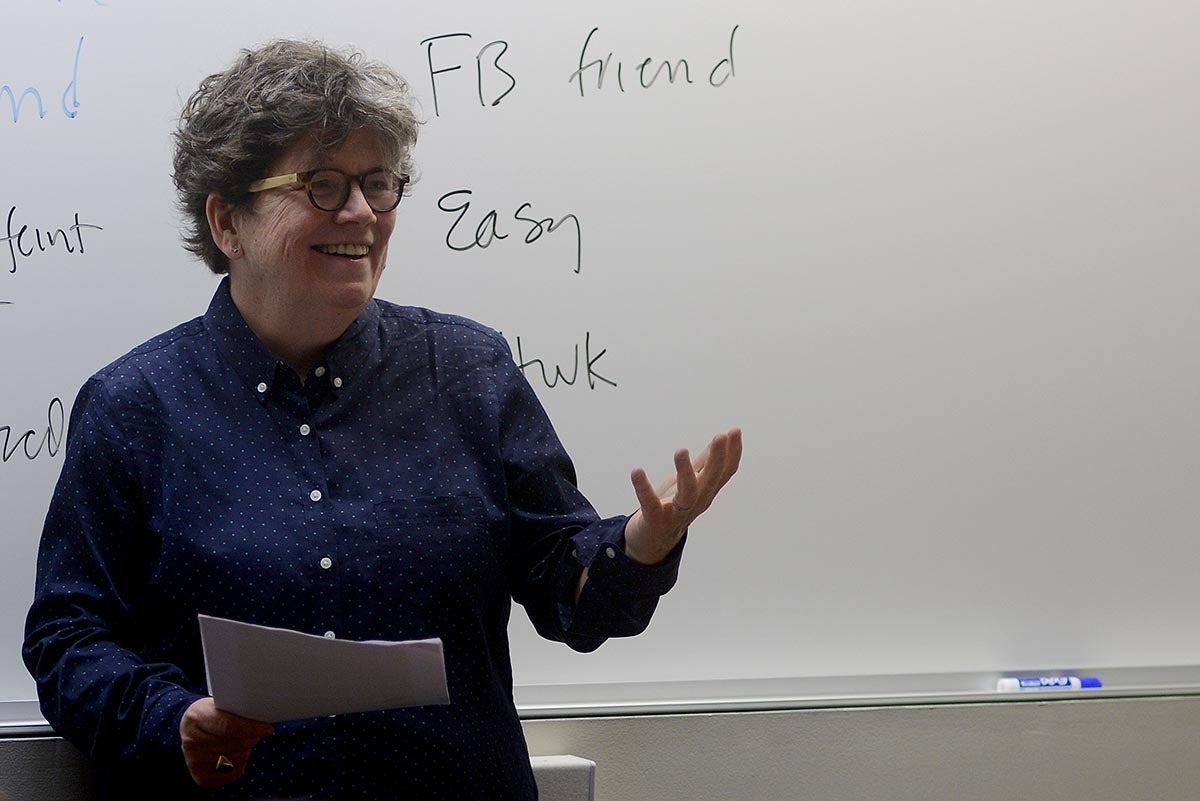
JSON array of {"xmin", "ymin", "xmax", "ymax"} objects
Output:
[{"xmin": 199, "ymin": 614, "xmax": 450, "ymax": 722}]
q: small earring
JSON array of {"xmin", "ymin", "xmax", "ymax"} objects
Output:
[{"xmin": 231, "ymin": 245, "xmax": 240, "ymax": 254}]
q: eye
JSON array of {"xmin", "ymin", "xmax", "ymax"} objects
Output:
[
  {"xmin": 364, "ymin": 172, "xmax": 399, "ymax": 193},
  {"xmin": 309, "ymin": 173, "xmax": 343, "ymax": 194}
]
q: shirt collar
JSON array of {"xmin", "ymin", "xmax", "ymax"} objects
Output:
[
  {"xmin": 318, "ymin": 292, "xmax": 379, "ymax": 398},
  {"xmin": 203, "ymin": 277, "xmax": 381, "ymax": 402}
]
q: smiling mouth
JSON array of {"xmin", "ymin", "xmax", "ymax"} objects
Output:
[{"xmin": 315, "ymin": 244, "xmax": 370, "ymax": 257}]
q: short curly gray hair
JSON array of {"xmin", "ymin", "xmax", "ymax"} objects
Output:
[{"xmin": 173, "ymin": 39, "xmax": 420, "ymax": 274}]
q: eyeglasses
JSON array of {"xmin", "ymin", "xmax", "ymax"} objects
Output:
[{"xmin": 247, "ymin": 168, "xmax": 409, "ymax": 213}]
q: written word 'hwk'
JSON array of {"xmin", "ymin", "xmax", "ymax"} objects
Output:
[
  {"xmin": 570, "ymin": 25, "xmax": 739, "ymax": 97},
  {"xmin": 2, "ymin": 36, "xmax": 85, "ymax": 123},
  {"xmin": 4, "ymin": 205, "xmax": 104, "ymax": 276},
  {"xmin": 514, "ymin": 332, "xmax": 616, "ymax": 390}
]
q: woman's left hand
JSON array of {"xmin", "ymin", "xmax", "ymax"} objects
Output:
[{"xmin": 623, "ymin": 427, "xmax": 743, "ymax": 565}]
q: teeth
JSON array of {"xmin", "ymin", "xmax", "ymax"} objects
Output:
[{"xmin": 316, "ymin": 244, "xmax": 369, "ymax": 256}]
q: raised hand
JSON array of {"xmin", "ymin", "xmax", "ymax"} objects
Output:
[{"xmin": 623, "ymin": 427, "xmax": 743, "ymax": 565}]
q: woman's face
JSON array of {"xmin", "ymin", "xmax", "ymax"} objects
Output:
[{"xmin": 229, "ymin": 128, "xmax": 397, "ymax": 332}]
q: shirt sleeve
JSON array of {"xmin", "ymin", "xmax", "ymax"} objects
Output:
[
  {"xmin": 491, "ymin": 340, "xmax": 685, "ymax": 653},
  {"xmin": 22, "ymin": 377, "xmax": 202, "ymax": 768}
]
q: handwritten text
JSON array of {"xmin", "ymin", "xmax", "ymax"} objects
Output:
[
  {"xmin": 3, "ymin": 205, "xmax": 103, "ymax": 275},
  {"xmin": 1, "ymin": 36, "xmax": 84, "ymax": 123},
  {"xmin": 420, "ymin": 32, "xmax": 517, "ymax": 116},
  {"xmin": 570, "ymin": 25, "xmax": 738, "ymax": 97},
  {"xmin": 1, "ymin": 397, "xmax": 65, "ymax": 463},
  {"xmin": 437, "ymin": 190, "xmax": 582, "ymax": 275},
  {"xmin": 513, "ymin": 332, "xmax": 616, "ymax": 390}
]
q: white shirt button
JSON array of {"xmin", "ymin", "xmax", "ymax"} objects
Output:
[
  {"xmin": 314, "ymin": 366, "xmax": 327, "ymax": 377},
  {"xmin": 333, "ymin": 377, "xmax": 343, "ymax": 388},
  {"xmin": 300, "ymin": 424, "xmax": 312, "ymax": 436},
  {"xmin": 256, "ymin": 382, "xmax": 268, "ymax": 393},
  {"xmin": 605, "ymin": 546, "xmax": 617, "ymax": 559},
  {"xmin": 309, "ymin": 489, "xmax": 322, "ymax": 502},
  {"xmin": 324, "ymin": 631, "xmax": 336, "ymax": 639},
  {"xmin": 319, "ymin": 557, "xmax": 333, "ymax": 570}
]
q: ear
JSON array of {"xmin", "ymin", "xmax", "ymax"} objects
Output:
[{"xmin": 206, "ymin": 193, "xmax": 242, "ymax": 261}]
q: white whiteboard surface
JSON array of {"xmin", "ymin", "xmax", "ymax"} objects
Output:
[{"xmin": 2, "ymin": 0, "xmax": 1199, "ymax": 712}]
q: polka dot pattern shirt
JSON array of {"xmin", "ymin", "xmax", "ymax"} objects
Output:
[{"xmin": 24, "ymin": 278, "xmax": 683, "ymax": 799}]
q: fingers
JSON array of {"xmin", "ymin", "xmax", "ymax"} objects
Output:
[
  {"xmin": 681, "ymin": 432, "xmax": 734, "ymax": 508},
  {"xmin": 629, "ymin": 428, "xmax": 742, "ymax": 521},
  {"xmin": 715, "ymin": 428, "xmax": 743, "ymax": 488},
  {"xmin": 183, "ymin": 744, "xmax": 256, "ymax": 788},
  {"xmin": 633, "ymin": 429, "xmax": 742, "ymax": 514},
  {"xmin": 186, "ymin": 706, "xmax": 274, "ymax": 741},
  {"xmin": 672, "ymin": 448, "xmax": 698, "ymax": 512},
  {"xmin": 180, "ymin": 697, "xmax": 273, "ymax": 788},
  {"xmin": 630, "ymin": 467, "xmax": 658, "ymax": 514},
  {"xmin": 181, "ymin": 702, "xmax": 273, "ymax": 747},
  {"xmin": 695, "ymin": 428, "xmax": 742, "ymax": 495}
]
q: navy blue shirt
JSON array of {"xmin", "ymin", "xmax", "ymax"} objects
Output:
[{"xmin": 24, "ymin": 279, "xmax": 683, "ymax": 799}]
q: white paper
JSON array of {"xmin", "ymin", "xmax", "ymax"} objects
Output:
[{"xmin": 199, "ymin": 614, "xmax": 450, "ymax": 723}]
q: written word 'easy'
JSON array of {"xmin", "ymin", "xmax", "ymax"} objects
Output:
[
  {"xmin": 1, "ymin": 36, "xmax": 84, "ymax": 123},
  {"xmin": 438, "ymin": 190, "xmax": 582, "ymax": 275},
  {"xmin": 570, "ymin": 25, "xmax": 739, "ymax": 97},
  {"xmin": 3, "ymin": 205, "xmax": 103, "ymax": 277}
]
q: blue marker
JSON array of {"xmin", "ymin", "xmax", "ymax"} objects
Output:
[{"xmin": 997, "ymin": 675, "xmax": 1102, "ymax": 691}]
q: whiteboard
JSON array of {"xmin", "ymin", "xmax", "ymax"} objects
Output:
[{"xmin": 3, "ymin": 0, "xmax": 1199, "ymax": 712}]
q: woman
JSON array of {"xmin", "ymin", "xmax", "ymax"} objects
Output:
[{"xmin": 24, "ymin": 39, "xmax": 741, "ymax": 798}]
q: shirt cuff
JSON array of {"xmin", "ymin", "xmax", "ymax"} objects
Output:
[
  {"xmin": 572, "ymin": 515, "xmax": 686, "ymax": 600},
  {"xmin": 140, "ymin": 684, "xmax": 206, "ymax": 754}
]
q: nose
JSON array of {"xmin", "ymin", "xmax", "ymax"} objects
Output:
[{"xmin": 335, "ymin": 180, "xmax": 377, "ymax": 224}]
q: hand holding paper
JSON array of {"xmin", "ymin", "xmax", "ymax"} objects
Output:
[{"xmin": 199, "ymin": 615, "xmax": 450, "ymax": 723}]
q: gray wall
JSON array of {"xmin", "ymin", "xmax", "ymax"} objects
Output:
[
  {"xmin": 6, "ymin": 698, "xmax": 1198, "ymax": 800},
  {"xmin": 522, "ymin": 696, "xmax": 1200, "ymax": 801}
]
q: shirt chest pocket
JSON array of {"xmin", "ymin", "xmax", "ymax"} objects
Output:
[{"xmin": 366, "ymin": 495, "xmax": 499, "ymax": 603}]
